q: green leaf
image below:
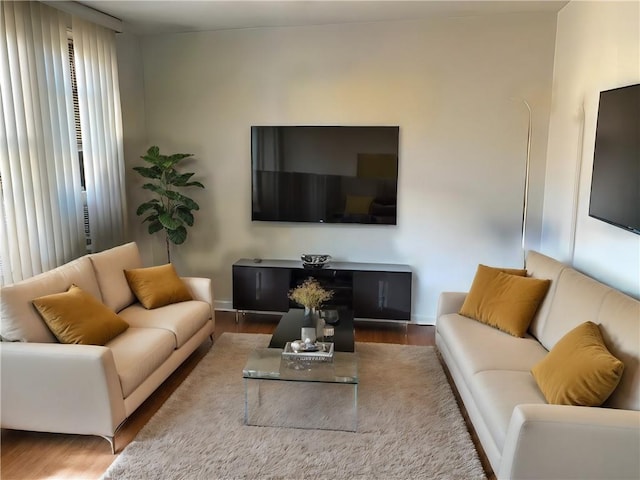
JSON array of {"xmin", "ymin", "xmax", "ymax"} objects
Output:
[
  {"xmin": 141, "ymin": 146, "xmax": 162, "ymax": 165},
  {"xmin": 136, "ymin": 200, "xmax": 161, "ymax": 216},
  {"xmin": 133, "ymin": 166, "xmax": 162, "ymax": 179},
  {"xmin": 178, "ymin": 193, "xmax": 199, "ymax": 210},
  {"xmin": 163, "ymin": 169, "xmax": 177, "ymax": 183},
  {"xmin": 176, "ymin": 208, "xmax": 194, "ymax": 226},
  {"xmin": 147, "ymin": 220, "xmax": 163, "ymax": 234},
  {"xmin": 164, "ymin": 190, "xmax": 199, "ymax": 210},
  {"xmin": 143, "ymin": 183, "xmax": 166, "ymax": 196},
  {"xmin": 159, "ymin": 213, "xmax": 182, "ymax": 230},
  {"xmin": 142, "ymin": 214, "xmax": 158, "ymax": 223},
  {"xmin": 184, "ymin": 181, "xmax": 205, "ymax": 189},
  {"xmin": 172, "ymin": 172, "xmax": 195, "ymax": 186},
  {"xmin": 167, "ymin": 226, "xmax": 187, "ymax": 245},
  {"xmin": 168, "ymin": 153, "xmax": 193, "ymax": 163}
]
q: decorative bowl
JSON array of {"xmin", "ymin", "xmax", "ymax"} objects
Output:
[{"xmin": 301, "ymin": 254, "xmax": 332, "ymax": 268}]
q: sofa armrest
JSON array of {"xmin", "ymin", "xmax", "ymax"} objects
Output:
[
  {"xmin": 436, "ymin": 292, "xmax": 467, "ymax": 318},
  {"xmin": 181, "ymin": 277, "xmax": 213, "ymax": 306},
  {"xmin": 498, "ymin": 403, "xmax": 640, "ymax": 480},
  {"xmin": 0, "ymin": 342, "xmax": 126, "ymax": 437}
]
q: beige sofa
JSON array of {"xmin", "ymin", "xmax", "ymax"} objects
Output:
[
  {"xmin": 436, "ymin": 251, "xmax": 639, "ymax": 480},
  {"xmin": 0, "ymin": 242, "xmax": 214, "ymax": 452}
]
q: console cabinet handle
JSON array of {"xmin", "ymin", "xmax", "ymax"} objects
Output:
[
  {"xmin": 255, "ymin": 270, "xmax": 262, "ymax": 300},
  {"xmin": 377, "ymin": 280, "xmax": 388, "ymax": 309}
]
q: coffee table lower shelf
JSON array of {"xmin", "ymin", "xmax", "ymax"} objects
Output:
[{"xmin": 243, "ymin": 348, "xmax": 359, "ymax": 432}]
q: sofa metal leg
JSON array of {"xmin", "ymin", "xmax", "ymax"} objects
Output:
[{"xmin": 100, "ymin": 434, "xmax": 116, "ymax": 454}]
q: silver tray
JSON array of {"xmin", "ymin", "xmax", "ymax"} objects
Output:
[{"xmin": 282, "ymin": 342, "xmax": 334, "ymax": 362}]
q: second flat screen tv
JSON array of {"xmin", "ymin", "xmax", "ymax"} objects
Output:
[
  {"xmin": 251, "ymin": 126, "xmax": 399, "ymax": 225},
  {"xmin": 588, "ymin": 83, "xmax": 640, "ymax": 235}
]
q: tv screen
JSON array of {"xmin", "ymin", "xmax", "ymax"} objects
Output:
[
  {"xmin": 251, "ymin": 126, "xmax": 399, "ymax": 225},
  {"xmin": 589, "ymin": 83, "xmax": 640, "ymax": 235}
]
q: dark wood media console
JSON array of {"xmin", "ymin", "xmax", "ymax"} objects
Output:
[{"xmin": 232, "ymin": 259, "xmax": 412, "ymax": 321}]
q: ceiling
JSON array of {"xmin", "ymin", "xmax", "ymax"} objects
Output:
[{"xmin": 78, "ymin": 1, "xmax": 568, "ymax": 35}]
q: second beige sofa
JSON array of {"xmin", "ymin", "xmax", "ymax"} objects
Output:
[{"xmin": 436, "ymin": 251, "xmax": 639, "ymax": 480}]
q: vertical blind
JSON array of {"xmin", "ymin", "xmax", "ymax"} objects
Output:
[
  {"xmin": 72, "ymin": 16, "xmax": 126, "ymax": 253},
  {"xmin": 0, "ymin": 1, "xmax": 85, "ymax": 284},
  {"xmin": 0, "ymin": 1, "xmax": 127, "ymax": 285}
]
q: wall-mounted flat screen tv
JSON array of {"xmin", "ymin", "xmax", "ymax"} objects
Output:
[
  {"xmin": 588, "ymin": 83, "xmax": 640, "ymax": 235},
  {"xmin": 251, "ymin": 126, "xmax": 399, "ymax": 225}
]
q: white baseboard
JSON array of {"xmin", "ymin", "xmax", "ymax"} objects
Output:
[{"xmin": 215, "ymin": 300, "xmax": 234, "ymax": 311}]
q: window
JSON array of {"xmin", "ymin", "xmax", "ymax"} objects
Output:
[{"xmin": 68, "ymin": 34, "xmax": 93, "ymax": 253}]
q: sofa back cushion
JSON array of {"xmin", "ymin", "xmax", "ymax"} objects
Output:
[
  {"xmin": 598, "ymin": 290, "xmax": 640, "ymax": 411},
  {"xmin": 89, "ymin": 242, "xmax": 142, "ymax": 312},
  {"xmin": 0, "ymin": 256, "xmax": 100, "ymax": 343},
  {"xmin": 525, "ymin": 251, "xmax": 568, "ymax": 340},
  {"xmin": 536, "ymin": 268, "xmax": 611, "ymax": 352}
]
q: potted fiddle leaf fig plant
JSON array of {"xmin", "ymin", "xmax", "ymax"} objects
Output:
[{"xmin": 134, "ymin": 145, "xmax": 205, "ymax": 262}]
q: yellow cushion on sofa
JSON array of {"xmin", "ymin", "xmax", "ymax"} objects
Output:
[
  {"xmin": 460, "ymin": 265, "xmax": 527, "ymax": 313},
  {"xmin": 459, "ymin": 265, "xmax": 550, "ymax": 337},
  {"xmin": 32, "ymin": 285, "xmax": 128, "ymax": 345},
  {"xmin": 124, "ymin": 264, "xmax": 192, "ymax": 309},
  {"xmin": 531, "ymin": 321, "xmax": 624, "ymax": 406}
]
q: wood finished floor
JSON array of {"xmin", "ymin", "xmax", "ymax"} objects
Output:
[{"xmin": 0, "ymin": 311, "xmax": 490, "ymax": 480}]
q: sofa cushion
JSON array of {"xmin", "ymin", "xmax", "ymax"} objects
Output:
[
  {"xmin": 525, "ymin": 251, "xmax": 568, "ymax": 340},
  {"xmin": 538, "ymin": 268, "xmax": 611, "ymax": 351},
  {"xmin": 532, "ymin": 321, "xmax": 624, "ymax": 406},
  {"xmin": 437, "ymin": 314, "xmax": 548, "ymax": 384},
  {"xmin": 118, "ymin": 300, "xmax": 211, "ymax": 349},
  {"xmin": 89, "ymin": 242, "xmax": 142, "ymax": 313},
  {"xmin": 32, "ymin": 285, "xmax": 129, "ymax": 345},
  {"xmin": 124, "ymin": 264, "xmax": 192, "ymax": 309},
  {"xmin": 1, "ymin": 256, "xmax": 103, "ymax": 343},
  {"xmin": 106, "ymin": 327, "xmax": 175, "ymax": 398},
  {"xmin": 55, "ymin": 256, "xmax": 103, "ymax": 302},
  {"xmin": 460, "ymin": 266, "xmax": 551, "ymax": 337},
  {"xmin": 470, "ymin": 370, "xmax": 547, "ymax": 452},
  {"xmin": 597, "ymin": 290, "xmax": 640, "ymax": 411}
]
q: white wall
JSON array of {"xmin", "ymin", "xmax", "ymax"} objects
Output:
[
  {"xmin": 115, "ymin": 33, "xmax": 161, "ymax": 265},
  {"xmin": 542, "ymin": 1, "xmax": 640, "ymax": 298},
  {"xmin": 119, "ymin": 13, "xmax": 557, "ymax": 323}
]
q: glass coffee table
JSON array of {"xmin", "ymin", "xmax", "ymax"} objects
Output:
[{"xmin": 243, "ymin": 348, "xmax": 359, "ymax": 432}]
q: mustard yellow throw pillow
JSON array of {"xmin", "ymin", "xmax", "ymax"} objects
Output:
[
  {"xmin": 33, "ymin": 285, "xmax": 128, "ymax": 345},
  {"xmin": 531, "ymin": 321, "xmax": 624, "ymax": 406},
  {"xmin": 459, "ymin": 264, "xmax": 550, "ymax": 337},
  {"xmin": 124, "ymin": 263, "xmax": 192, "ymax": 309}
]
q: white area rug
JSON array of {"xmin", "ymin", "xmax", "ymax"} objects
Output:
[{"xmin": 103, "ymin": 333, "xmax": 486, "ymax": 479}]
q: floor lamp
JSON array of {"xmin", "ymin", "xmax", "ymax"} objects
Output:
[{"xmin": 513, "ymin": 98, "xmax": 532, "ymax": 268}]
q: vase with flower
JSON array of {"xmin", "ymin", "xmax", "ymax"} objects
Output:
[{"xmin": 288, "ymin": 277, "xmax": 334, "ymax": 344}]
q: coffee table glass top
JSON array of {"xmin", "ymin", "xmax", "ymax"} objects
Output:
[{"xmin": 243, "ymin": 348, "xmax": 358, "ymax": 384}]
